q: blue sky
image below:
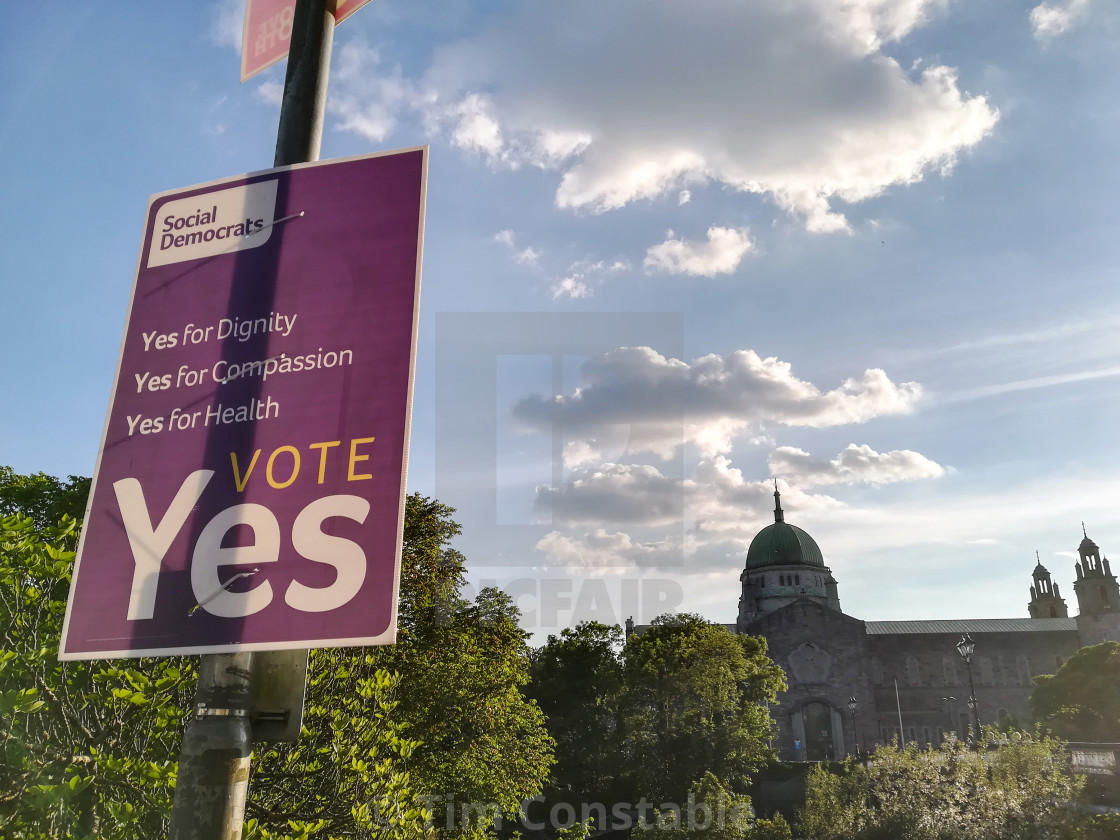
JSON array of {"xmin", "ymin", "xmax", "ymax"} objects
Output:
[{"xmin": 3, "ymin": 0, "xmax": 1120, "ymax": 638}]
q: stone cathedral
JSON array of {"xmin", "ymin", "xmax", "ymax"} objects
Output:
[{"xmin": 734, "ymin": 488, "xmax": 1120, "ymax": 762}]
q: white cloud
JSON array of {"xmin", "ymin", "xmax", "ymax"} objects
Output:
[
  {"xmin": 644, "ymin": 226, "xmax": 754, "ymax": 277},
  {"xmin": 537, "ymin": 463, "xmax": 684, "ymax": 526},
  {"xmin": 493, "ymin": 229, "xmax": 541, "ymax": 266},
  {"xmin": 255, "ymin": 80, "xmax": 283, "ymax": 106},
  {"xmin": 535, "ymin": 529, "xmax": 685, "ymax": 572},
  {"xmin": 529, "ymin": 457, "xmax": 858, "ymax": 569},
  {"xmin": 209, "ymin": 0, "xmax": 244, "ymax": 50},
  {"xmin": 768, "ymin": 443, "xmax": 946, "ymax": 486},
  {"xmin": 418, "ymin": 0, "xmax": 996, "ymax": 231},
  {"xmin": 1030, "ymin": 0, "xmax": 1092, "ymax": 39},
  {"xmin": 447, "ymin": 93, "xmax": 507, "ymax": 162},
  {"xmin": 329, "ymin": 42, "xmax": 418, "ymax": 143},
  {"xmin": 552, "ymin": 276, "xmax": 591, "ymax": 300},
  {"xmin": 678, "ymin": 190, "xmax": 691, "ymax": 205},
  {"xmin": 513, "ymin": 346, "xmax": 922, "ymax": 459},
  {"xmin": 550, "ymin": 259, "xmax": 629, "ymax": 300},
  {"xmin": 535, "ymin": 444, "xmax": 943, "ymax": 542}
]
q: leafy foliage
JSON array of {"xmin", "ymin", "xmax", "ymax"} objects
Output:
[
  {"xmin": 1031, "ymin": 642, "xmax": 1120, "ymax": 743},
  {"xmin": 366, "ymin": 494, "xmax": 555, "ymax": 832},
  {"xmin": 0, "ymin": 513, "xmax": 194, "ymax": 839},
  {"xmin": 620, "ymin": 614, "xmax": 785, "ymax": 803},
  {"xmin": 527, "ymin": 621, "xmax": 625, "ymax": 803},
  {"xmin": 0, "ymin": 467, "xmax": 90, "ymax": 531},
  {"xmin": 2, "ymin": 479, "xmax": 553, "ymax": 840},
  {"xmin": 798, "ymin": 734, "xmax": 1086, "ymax": 840},
  {"xmin": 248, "ymin": 662, "xmax": 433, "ymax": 840},
  {"xmin": 643, "ymin": 772, "xmax": 792, "ymax": 840}
]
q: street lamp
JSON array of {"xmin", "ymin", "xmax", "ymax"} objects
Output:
[
  {"xmin": 956, "ymin": 634, "xmax": 981, "ymax": 743},
  {"xmin": 847, "ymin": 696, "xmax": 860, "ymax": 756}
]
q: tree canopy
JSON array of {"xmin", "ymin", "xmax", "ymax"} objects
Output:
[
  {"xmin": 526, "ymin": 611, "xmax": 786, "ymax": 835},
  {"xmin": 0, "ymin": 467, "xmax": 89, "ymax": 531},
  {"xmin": 1031, "ymin": 642, "xmax": 1120, "ymax": 743},
  {"xmin": 620, "ymin": 614, "xmax": 785, "ymax": 804},
  {"xmin": 1, "ymin": 472, "xmax": 553, "ymax": 840},
  {"xmin": 0, "ymin": 513, "xmax": 193, "ymax": 839},
  {"xmin": 799, "ymin": 735, "xmax": 1090, "ymax": 840},
  {"xmin": 527, "ymin": 621, "xmax": 625, "ymax": 807}
]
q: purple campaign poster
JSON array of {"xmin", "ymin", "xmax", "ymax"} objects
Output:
[{"xmin": 60, "ymin": 148, "xmax": 427, "ymax": 659}]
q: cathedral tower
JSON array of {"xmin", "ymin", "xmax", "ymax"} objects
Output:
[
  {"xmin": 1073, "ymin": 526, "xmax": 1120, "ymax": 645},
  {"xmin": 1028, "ymin": 553, "xmax": 1068, "ymax": 618}
]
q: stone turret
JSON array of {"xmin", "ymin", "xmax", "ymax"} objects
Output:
[
  {"xmin": 1073, "ymin": 526, "xmax": 1120, "ymax": 645},
  {"xmin": 1028, "ymin": 553, "xmax": 1068, "ymax": 618}
]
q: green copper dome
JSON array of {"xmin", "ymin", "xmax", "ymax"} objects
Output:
[
  {"xmin": 745, "ymin": 487, "xmax": 825, "ymax": 569},
  {"xmin": 746, "ymin": 522, "xmax": 825, "ymax": 569}
]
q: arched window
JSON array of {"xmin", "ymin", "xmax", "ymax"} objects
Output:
[
  {"xmin": 979, "ymin": 656, "xmax": 995, "ymax": 686},
  {"xmin": 942, "ymin": 657, "xmax": 957, "ymax": 686},
  {"xmin": 1017, "ymin": 655, "xmax": 1031, "ymax": 686},
  {"xmin": 907, "ymin": 656, "xmax": 921, "ymax": 687},
  {"xmin": 871, "ymin": 658, "xmax": 884, "ymax": 686},
  {"xmin": 795, "ymin": 574, "xmax": 800, "ymax": 585}
]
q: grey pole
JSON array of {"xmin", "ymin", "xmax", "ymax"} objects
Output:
[
  {"xmin": 169, "ymin": 654, "xmax": 254, "ymax": 840},
  {"xmin": 168, "ymin": 3, "xmax": 333, "ymax": 838}
]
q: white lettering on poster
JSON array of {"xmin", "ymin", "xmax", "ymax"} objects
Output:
[{"xmin": 114, "ymin": 470, "xmax": 371, "ymax": 620}]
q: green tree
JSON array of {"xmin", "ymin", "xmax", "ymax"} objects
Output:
[
  {"xmin": 0, "ymin": 466, "xmax": 90, "ymax": 531},
  {"xmin": 643, "ymin": 772, "xmax": 792, "ymax": 840},
  {"xmin": 0, "ymin": 513, "xmax": 194, "ymax": 839},
  {"xmin": 527, "ymin": 621, "xmax": 625, "ymax": 804},
  {"xmin": 367, "ymin": 494, "xmax": 555, "ymax": 834},
  {"xmin": 1031, "ymin": 642, "xmax": 1120, "ymax": 743},
  {"xmin": 248, "ymin": 662, "xmax": 433, "ymax": 840},
  {"xmin": 798, "ymin": 735, "xmax": 1086, "ymax": 840},
  {"xmin": 620, "ymin": 614, "xmax": 786, "ymax": 804},
  {"xmin": 2, "ymin": 479, "xmax": 553, "ymax": 839}
]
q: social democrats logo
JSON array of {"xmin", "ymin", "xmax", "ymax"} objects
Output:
[{"xmin": 147, "ymin": 179, "xmax": 279, "ymax": 268}]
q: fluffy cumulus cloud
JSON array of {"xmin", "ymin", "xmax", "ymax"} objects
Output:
[
  {"xmin": 768, "ymin": 443, "xmax": 946, "ymax": 486},
  {"xmin": 530, "ymin": 457, "xmax": 859, "ymax": 569},
  {"xmin": 644, "ymin": 227, "xmax": 754, "ymax": 277},
  {"xmin": 411, "ymin": 0, "xmax": 997, "ymax": 231},
  {"xmin": 1030, "ymin": 0, "xmax": 1092, "ymax": 39},
  {"xmin": 534, "ymin": 529, "xmax": 684, "ymax": 572},
  {"xmin": 513, "ymin": 346, "xmax": 922, "ymax": 460},
  {"xmin": 535, "ymin": 446, "xmax": 939, "ymax": 536},
  {"xmin": 328, "ymin": 42, "xmax": 418, "ymax": 143}
]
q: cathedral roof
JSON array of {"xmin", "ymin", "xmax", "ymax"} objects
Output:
[
  {"xmin": 745, "ymin": 487, "xmax": 825, "ymax": 569},
  {"xmin": 865, "ymin": 617, "xmax": 1077, "ymax": 635}
]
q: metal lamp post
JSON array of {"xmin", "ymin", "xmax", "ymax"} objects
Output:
[
  {"xmin": 956, "ymin": 633, "xmax": 981, "ymax": 744},
  {"xmin": 847, "ymin": 696, "xmax": 860, "ymax": 756}
]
